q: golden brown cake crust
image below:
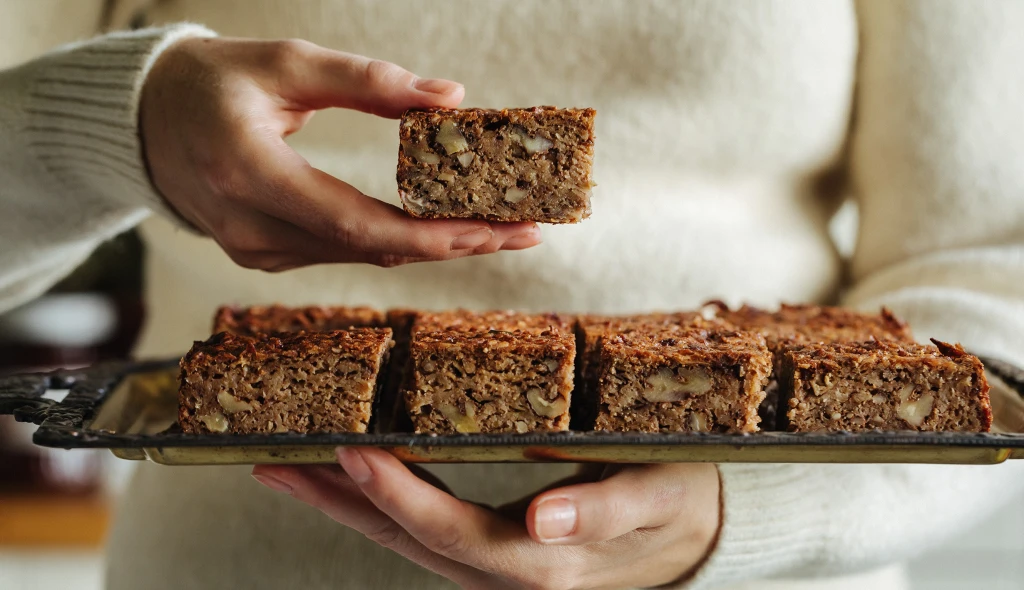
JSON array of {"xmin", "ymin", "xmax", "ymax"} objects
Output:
[
  {"xmin": 212, "ymin": 305, "xmax": 385, "ymax": 336},
  {"xmin": 718, "ymin": 303, "xmax": 914, "ymax": 347},
  {"xmin": 413, "ymin": 309, "xmax": 574, "ymax": 334}
]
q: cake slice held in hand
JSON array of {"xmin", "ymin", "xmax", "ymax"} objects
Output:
[
  {"xmin": 178, "ymin": 329, "xmax": 392, "ymax": 434},
  {"xmin": 397, "ymin": 107, "xmax": 596, "ymax": 223},
  {"xmin": 594, "ymin": 327, "xmax": 772, "ymax": 433},
  {"xmin": 779, "ymin": 339, "xmax": 992, "ymax": 432}
]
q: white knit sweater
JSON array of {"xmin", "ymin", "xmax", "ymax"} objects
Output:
[{"xmin": 2, "ymin": 2, "xmax": 1023, "ymax": 589}]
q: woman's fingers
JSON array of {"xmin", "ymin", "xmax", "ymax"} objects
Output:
[
  {"xmin": 250, "ymin": 465, "xmax": 492, "ymax": 588},
  {"xmin": 335, "ymin": 449, "xmax": 541, "ymax": 565},
  {"xmin": 144, "ymin": 36, "xmax": 541, "ymax": 272},
  {"xmin": 494, "ymin": 464, "xmax": 607, "ymax": 522},
  {"xmin": 203, "ymin": 130, "xmax": 542, "ymax": 266},
  {"xmin": 233, "ymin": 137, "xmax": 534, "ymax": 259},
  {"xmin": 264, "ymin": 40, "xmax": 465, "ymax": 117},
  {"xmin": 526, "ymin": 464, "xmax": 722, "ymax": 547}
]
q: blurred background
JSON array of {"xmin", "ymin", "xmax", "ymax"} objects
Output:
[
  {"xmin": 0, "ymin": 231, "xmax": 1021, "ymax": 590},
  {"xmin": 1, "ymin": 232, "xmax": 143, "ymax": 590}
]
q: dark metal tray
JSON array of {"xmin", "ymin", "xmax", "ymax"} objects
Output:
[{"xmin": 2, "ymin": 357, "xmax": 1024, "ymax": 465}]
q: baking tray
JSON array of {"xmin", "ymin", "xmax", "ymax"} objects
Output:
[{"xmin": 2, "ymin": 357, "xmax": 1024, "ymax": 465}]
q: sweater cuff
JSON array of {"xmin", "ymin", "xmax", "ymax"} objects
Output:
[
  {"xmin": 678, "ymin": 465, "xmax": 832, "ymax": 590},
  {"xmin": 25, "ymin": 24, "xmax": 216, "ymax": 228}
]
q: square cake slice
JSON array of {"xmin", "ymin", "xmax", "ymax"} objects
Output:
[
  {"xmin": 397, "ymin": 107, "xmax": 596, "ymax": 223},
  {"xmin": 594, "ymin": 328, "xmax": 772, "ymax": 433},
  {"xmin": 404, "ymin": 328, "xmax": 575, "ymax": 434},
  {"xmin": 212, "ymin": 305, "xmax": 385, "ymax": 336},
  {"xmin": 573, "ymin": 312, "xmax": 708, "ymax": 428},
  {"xmin": 779, "ymin": 339, "xmax": 992, "ymax": 432},
  {"xmin": 178, "ymin": 329, "xmax": 392, "ymax": 434},
  {"xmin": 714, "ymin": 303, "xmax": 914, "ymax": 429}
]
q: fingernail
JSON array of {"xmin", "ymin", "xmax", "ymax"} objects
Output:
[
  {"xmin": 414, "ymin": 78, "xmax": 463, "ymax": 95},
  {"xmin": 500, "ymin": 231, "xmax": 543, "ymax": 251},
  {"xmin": 336, "ymin": 448, "xmax": 372, "ymax": 484},
  {"xmin": 252, "ymin": 473, "xmax": 293, "ymax": 494},
  {"xmin": 534, "ymin": 497, "xmax": 577, "ymax": 543},
  {"xmin": 451, "ymin": 228, "xmax": 493, "ymax": 250}
]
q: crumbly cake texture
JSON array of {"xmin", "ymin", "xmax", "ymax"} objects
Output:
[
  {"xmin": 397, "ymin": 107, "xmax": 596, "ymax": 224},
  {"xmin": 779, "ymin": 339, "xmax": 992, "ymax": 432},
  {"xmin": 394, "ymin": 310, "xmax": 574, "ymax": 433},
  {"xmin": 186, "ymin": 303, "xmax": 984, "ymax": 435},
  {"xmin": 178, "ymin": 329, "xmax": 392, "ymax": 434},
  {"xmin": 573, "ymin": 312, "xmax": 707, "ymax": 429},
  {"xmin": 212, "ymin": 305, "xmax": 386, "ymax": 336},
  {"xmin": 714, "ymin": 302, "xmax": 915, "ymax": 429},
  {"xmin": 404, "ymin": 328, "xmax": 576, "ymax": 434},
  {"xmin": 594, "ymin": 327, "xmax": 772, "ymax": 433}
]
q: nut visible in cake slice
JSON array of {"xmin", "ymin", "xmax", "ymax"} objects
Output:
[
  {"xmin": 178, "ymin": 329, "xmax": 392, "ymax": 434},
  {"xmin": 404, "ymin": 324, "xmax": 575, "ymax": 434},
  {"xmin": 594, "ymin": 327, "xmax": 772, "ymax": 433},
  {"xmin": 778, "ymin": 339, "xmax": 992, "ymax": 432},
  {"xmin": 397, "ymin": 107, "xmax": 596, "ymax": 224}
]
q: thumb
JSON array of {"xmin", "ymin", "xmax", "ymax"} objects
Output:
[
  {"xmin": 267, "ymin": 40, "xmax": 464, "ymax": 117},
  {"xmin": 525, "ymin": 464, "xmax": 720, "ymax": 546}
]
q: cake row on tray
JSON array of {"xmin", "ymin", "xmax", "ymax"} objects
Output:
[{"xmin": 177, "ymin": 303, "xmax": 992, "ymax": 436}]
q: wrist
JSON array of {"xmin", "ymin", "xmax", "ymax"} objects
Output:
[{"xmin": 139, "ymin": 35, "xmax": 219, "ymax": 232}]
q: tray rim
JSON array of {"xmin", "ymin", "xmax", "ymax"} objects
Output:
[{"xmin": 4, "ymin": 357, "xmax": 1023, "ymax": 456}]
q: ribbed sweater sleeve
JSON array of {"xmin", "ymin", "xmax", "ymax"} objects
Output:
[
  {"xmin": 674, "ymin": 2, "xmax": 1024, "ymax": 588},
  {"xmin": 0, "ymin": 24, "xmax": 215, "ymax": 313}
]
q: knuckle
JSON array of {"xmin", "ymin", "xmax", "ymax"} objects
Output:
[
  {"xmin": 471, "ymin": 239, "xmax": 501, "ymax": 256},
  {"xmin": 602, "ymin": 497, "xmax": 630, "ymax": 533},
  {"xmin": 427, "ymin": 526, "xmax": 468, "ymax": 557},
  {"xmin": 216, "ymin": 222, "xmax": 262, "ymax": 254},
  {"xmin": 225, "ymin": 250, "xmax": 265, "ymax": 271},
  {"xmin": 364, "ymin": 521, "xmax": 404, "ymax": 550},
  {"xmin": 202, "ymin": 159, "xmax": 247, "ymax": 202},
  {"xmin": 326, "ymin": 218, "xmax": 359, "ymax": 251},
  {"xmin": 519, "ymin": 570, "xmax": 579, "ymax": 590},
  {"xmin": 364, "ymin": 58, "xmax": 414, "ymax": 89},
  {"xmin": 373, "ymin": 255, "xmax": 409, "ymax": 269},
  {"xmin": 264, "ymin": 262, "xmax": 300, "ymax": 274},
  {"xmin": 270, "ymin": 38, "xmax": 316, "ymax": 64},
  {"xmin": 406, "ymin": 233, "xmax": 451, "ymax": 259}
]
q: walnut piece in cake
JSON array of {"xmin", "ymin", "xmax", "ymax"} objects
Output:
[
  {"xmin": 779, "ymin": 339, "xmax": 992, "ymax": 432},
  {"xmin": 594, "ymin": 327, "xmax": 772, "ymax": 433},
  {"xmin": 404, "ymin": 324, "xmax": 575, "ymax": 435},
  {"xmin": 178, "ymin": 329, "xmax": 392, "ymax": 434},
  {"xmin": 574, "ymin": 312, "xmax": 710, "ymax": 428},
  {"xmin": 715, "ymin": 303, "xmax": 915, "ymax": 429},
  {"xmin": 397, "ymin": 107, "xmax": 596, "ymax": 223}
]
